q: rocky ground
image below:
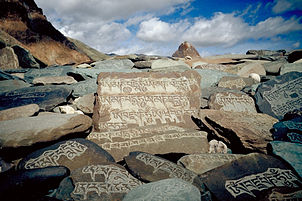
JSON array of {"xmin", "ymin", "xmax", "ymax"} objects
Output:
[{"xmin": 1, "ymin": 1, "xmax": 302, "ymax": 201}]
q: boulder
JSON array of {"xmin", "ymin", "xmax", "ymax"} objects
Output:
[
  {"xmin": 254, "ymin": 72, "xmax": 302, "ymax": 120},
  {"xmin": 73, "ymin": 93, "xmax": 95, "ymax": 114},
  {"xmin": 12, "ymin": 45, "xmax": 42, "ymax": 68},
  {"xmin": 55, "ymin": 163, "xmax": 143, "ymax": 201},
  {"xmin": 237, "ymin": 62, "xmax": 266, "ymax": 77},
  {"xmin": 148, "ymin": 65, "xmax": 190, "ymax": 72},
  {"xmin": 0, "ymin": 70, "xmax": 24, "ymax": 81},
  {"xmin": 193, "ymin": 109, "xmax": 278, "ymax": 153},
  {"xmin": 280, "ymin": 63, "xmax": 302, "ymax": 75},
  {"xmin": 271, "ymin": 116, "xmax": 302, "ymax": 142},
  {"xmin": 33, "ymin": 76, "xmax": 77, "ymax": 85},
  {"xmin": 123, "ymin": 178, "xmax": 202, "ymax": 201},
  {"xmin": 0, "ymin": 113, "xmax": 92, "ymax": 149},
  {"xmin": 69, "ymin": 79, "xmax": 97, "ymax": 97},
  {"xmin": 246, "ymin": 49, "xmax": 285, "ymax": 57},
  {"xmin": 0, "ymin": 85, "xmax": 72, "ymax": 111},
  {"xmin": 217, "ymin": 76, "xmax": 257, "ymax": 90},
  {"xmin": 199, "ymin": 153, "xmax": 302, "ymax": 201},
  {"xmin": 0, "ymin": 104, "xmax": 39, "ymax": 121},
  {"xmin": 151, "ymin": 59, "xmax": 190, "ymax": 69},
  {"xmin": 133, "ymin": 61, "xmax": 152, "ymax": 69},
  {"xmin": 18, "ymin": 138, "xmax": 115, "ymax": 171},
  {"xmin": 194, "ymin": 63, "xmax": 228, "ymax": 71},
  {"xmin": 288, "ymin": 49, "xmax": 302, "ymax": 63},
  {"xmin": 202, "ymin": 87, "xmax": 245, "ymax": 100},
  {"xmin": 262, "ymin": 59, "xmax": 287, "ymax": 75},
  {"xmin": 0, "ymin": 47, "xmax": 19, "ymax": 70},
  {"xmin": 177, "ymin": 153, "xmax": 244, "ymax": 175},
  {"xmin": 172, "ymin": 41, "xmax": 201, "ymax": 58},
  {"xmin": 208, "ymin": 92, "xmax": 257, "ymax": 113},
  {"xmin": 88, "ymin": 125, "xmax": 209, "ymax": 161},
  {"xmin": 91, "ymin": 59, "xmax": 134, "ymax": 70},
  {"xmin": 0, "ymin": 79, "xmax": 31, "ymax": 93}
]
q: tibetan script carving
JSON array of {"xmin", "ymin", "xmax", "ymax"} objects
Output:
[
  {"xmin": 225, "ymin": 168, "xmax": 302, "ymax": 198},
  {"xmin": 72, "ymin": 165, "xmax": 142, "ymax": 200},
  {"xmin": 136, "ymin": 153, "xmax": 197, "ymax": 183},
  {"xmin": 25, "ymin": 141, "xmax": 87, "ymax": 169}
]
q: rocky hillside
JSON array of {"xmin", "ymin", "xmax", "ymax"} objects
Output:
[{"xmin": 0, "ymin": 0, "xmax": 93, "ymax": 66}]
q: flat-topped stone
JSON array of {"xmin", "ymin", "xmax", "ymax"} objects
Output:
[
  {"xmin": 0, "ymin": 79, "xmax": 31, "ymax": 93},
  {"xmin": 88, "ymin": 125, "xmax": 209, "ymax": 161},
  {"xmin": 0, "ymin": 104, "xmax": 39, "ymax": 121},
  {"xmin": 193, "ymin": 109, "xmax": 278, "ymax": 153},
  {"xmin": 178, "ymin": 154, "xmax": 244, "ymax": 175},
  {"xmin": 195, "ymin": 69, "xmax": 235, "ymax": 89},
  {"xmin": 92, "ymin": 70, "xmax": 201, "ymax": 131},
  {"xmin": 0, "ymin": 113, "xmax": 92, "ymax": 149},
  {"xmin": 73, "ymin": 93, "xmax": 95, "ymax": 114},
  {"xmin": 33, "ymin": 76, "xmax": 77, "ymax": 85},
  {"xmin": 18, "ymin": 138, "xmax": 114, "ymax": 171},
  {"xmin": 254, "ymin": 72, "xmax": 302, "ymax": 120},
  {"xmin": 208, "ymin": 92, "xmax": 257, "ymax": 113},
  {"xmin": 217, "ymin": 76, "xmax": 257, "ymax": 90}
]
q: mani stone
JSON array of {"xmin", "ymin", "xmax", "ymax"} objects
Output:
[
  {"xmin": 0, "ymin": 79, "xmax": 31, "ymax": 93},
  {"xmin": 195, "ymin": 69, "xmax": 235, "ymax": 89},
  {"xmin": 0, "ymin": 166, "xmax": 69, "ymax": 201},
  {"xmin": 73, "ymin": 93, "xmax": 95, "ymax": 114},
  {"xmin": 217, "ymin": 76, "xmax": 257, "ymax": 90},
  {"xmin": 0, "ymin": 113, "xmax": 92, "ymax": 149},
  {"xmin": 123, "ymin": 178, "xmax": 201, "ymax": 201},
  {"xmin": 69, "ymin": 79, "xmax": 97, "ymax": 98},
  {"xmin": 271, "ymin": 116, "xmax": 302, "ymax": 141},
  {"xmin": 18, "ymin": 138, "xmax": 115, "ymax": 172},
  {"xmin": 92, "ymin": 70, "xmax": 201, "ymax": 132},
  {"xmin": 124, "ymin": 152, "xmax": 207, "ymax": 194},
  {"xmin": 280, "ymin": 63, "xmax": 302, "ymax": 75},
  {"xmin": 92, "ymin": 59, "xmax": 134, "ymax": 70},
  {"xmin": 0, "ymin": 85, "xmax": 72, "ymax": 111},
  {"xmin": 199, "ymin": 153, "xmax": 302, "ymax": 201},
  {"xmin": 56, "ymin": 163, "xmax": 143, "ymax": 201},
  {"xmin": 193, "ymin": 109, "xmax": 278, "ymax": 153},
  {"xmin": 268, "ymin": 141, "xmax": 302, "ymax": 178},
  {"xmin": 177, "ymin": 154, "xmax": 244, "ymax": 175},
  {"xmin": 0, "ymin": 104, "xmax": 39, "ymax": 121},
  {"xmin": 150, "ymin": 59, "xmax": 190, "ymax": 69},
  {"xmin": 254, "ymin": 71, "xmax": 302, "ymax": 120},
  {"xmin": 88, "ymin": 125, "xmax": 209, "ymax": 161},
  {"xmin": 0, "ymin": 47, "xmax": 19, "ymax": 70},
  {"xmin": 33, "ymin": 76, "xmax": 77, "ymax": 85},
  {"xmin": 208, "ymin": 92, "xmax": 257, "ymax": 113},
  {"xmin": 237, "ymin": 62, "xmax": 266, "ymax": 77}
]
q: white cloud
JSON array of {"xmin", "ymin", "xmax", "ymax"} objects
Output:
[{"xmin": 272, "ymin": 0, "xmax": 302, "ymax": 14}]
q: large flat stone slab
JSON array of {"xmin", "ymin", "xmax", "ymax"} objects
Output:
[
  {"xmin": 254, "ymin": 72, "xmax": 302, "ymax": 120},
  {"xmin": 193, "ymin": 109, "xmax": 278, "ymax": 153},
  {"xmin": 88, "ymin": 125, "xmax": 209, "ymax": 161},
  {"xmin": 0, "ymin": 113, "xmax": 92, "ymax": 148},
  {"xmin": 0, "ymin": 104, "xmax": 39, "ymax": 121},
  {"xmin": 93, "ymin": 70, "xmax": 201, "ymax": 131},
  {"xmin": 0, "ymin": 79, "xmax": 31, "ymax": 93},
  {"xmin": 199, "ymin": 153, "xmax": 302, "ymax": 201}
]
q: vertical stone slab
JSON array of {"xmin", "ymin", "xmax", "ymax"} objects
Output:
[
  {"xmin": 93, "ymin": 70, "xmax": 201, "ymax": 131},
  {"xmin": 0, "ymin": 47, "xmax": 19, "ymax": 70}
]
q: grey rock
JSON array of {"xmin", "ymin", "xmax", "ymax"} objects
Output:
[
  {"xmin": 0, "ymin": 158, "xmax": 14, "ymax": 173},
  {"xmin": 202, "ymin": 87, "xmax": 244, "ymax": 100},
  {"xmin": 0, "ymin": 79, "xmax": 31, "ymax": 93},
  {"xmin": 246, "ymin": 49, "xmax": 285, "ymax": 57},
  {"xmin": 280, "ymin": 63, "xmax": 302, "ymax": 75},
  {"xmin": 0, "ymin": 104, "xmax": 39, "ymax": 121},
  {"xmin": 69, "ymin": 79, "xmax": 97, "ymax": 97},
  {"xmin": 0, "ymin": 70, "xmax": 24, "ymax": 81},
  {"xmin": 133, "ymin": 61, "xmax": 152, "ymax": 69},
  {"xmin": 0, "ymin": 47, "xmax": 19, "ymax": 70},
  {"xmin": 148, "ymin": 65, "xmax": 190, "ymax": 72},
  {"xmin": 268, "ymin": 141, "xmax": 302, "ymax": 178},
  {"xmin": 123, "ymin": 178, "xmax": 201, "ymax": 201},
  {"xmin": 195, "ymin": 69, "xmax": 235, "ymax": 89},
  {"xmin": 217, "ymin": 76, "xmax": 257, "ymax": 90},
  {"xmin": 254, "ymin": 72, "xmax": 302, "ymax": 120},
  {"xmin": 237, "ymin": 62, "xmax": 266, "ymax": 77},
  {"xmin": 73, "ymin": 93, "xmax": 95, "ymax": 114},
  {"xmin": 12, "ymin": 45, "xmax": 41, "ymax": 68},
  {"xmin": 33, "ymin": 76, "xmax": 77, "ymax": 85},
  {"xmin": 271, "ymin": 116, "xmax": 302, "ymax": 141},
  {"xmin": 92, "ymin": 59, "xmax": 134, "ymax": 70},
  {"xmin": 151, "ymin": 58, "xmax": 190, "ymax": 69},
  {"xmin": 0, "ymin": 85, "xmax": 72, "ymax": 111},
  {"xmin": 262, "ymin": 59, "xmax": 287, "ymax": 75}
]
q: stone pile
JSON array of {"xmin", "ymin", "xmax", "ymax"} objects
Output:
[{"xmin": 0, "ymin": 39, "xmax": 302, "ymax": 200}]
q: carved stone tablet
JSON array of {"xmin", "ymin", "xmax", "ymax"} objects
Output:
[
  {"xmin": 88, "ymin": 125, "xmax": 209, "ymax": 161},
  {"xmin": 208, "ymin": 92, "xmax": 257, "ymax": 113},
  {"xmin": 92, "ymin": 70, "xmax": 201, "ymax": 131},
  {"xmin": 199, "ymin": 153, "xmax": 302, "ymax": 201},
  {"xmin": 193, "ymin": 109, "xmax": 278, "ymax": 153},
  {"xmin": 177, "ymin": 154, "xmax": 244, "ymax": 175},
  {"xmin": 217, "ymin": 76, "xmax": 257, "ymax": 90},
  {"xmin": 254, "ymin": 72, "xmax": 302, "ymax": 120}
]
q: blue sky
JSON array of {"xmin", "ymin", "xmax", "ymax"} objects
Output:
[{"xmin": 35, "ymin": 0, "xmax": 302, "ymax": 56}]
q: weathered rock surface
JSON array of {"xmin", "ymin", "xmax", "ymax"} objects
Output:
[
  {"xmin": 12, "ymin": 45, "xmax": 42, "ymax": 68},
  {"xmin": 73, "ymin": 93, "xmax": 95, "ymax": 114},
  {"xmin": 69, "ymin": 79, "xmax": 97, "ymax": 97},
  {"xmin": 0, "ymin": 104, "xmax": 39, "ymax": 121},
  {"xmin": 195, "ymin": 69, "xmax": 235, "ymax": 89},
  {"xmin": 280, "ymin": 63, "xmax": 302, "ymax": 75},
  {"xmin": 0, "ymin": 113, "xmax": 92, "ymax": 149},
  {"xmin": 18, "ymin": 138, "xmax": 114, "ymax": 171},
  {"xmin": 0, "ymin": 79, "xmax": 31, "ymax": 93},
  {"xmin": 246, "ymin": 49, "xmax": 285, "ymax": 57},
  {"xmin": 33, "ymin": 76, "xmax": 77, "ymax": 85},
  {"xmin": 271, "ymin": 116, "xmax": 302, "ymax": 142},
  {"xmin": 124, "ymin": 152, "xmax": 206, "ymax": 193},
  {"xmin": 262, "ymin": 59, "xmax": 287, "ymax": 75},
  {"xmin": 254, "ymin": 71, "xmax": 302, "ymax": 120},
  {"xmin": 199, "ymin": 153, "xmax": 302, "ymax": 201},
  {"xmin": 55, "ymin": 163, "xmax": 143, "ymax": 201},
  {"xmin": 92, "ymin": 59, "xmax": 134, "ymax": 70},
  {"xmin": 88, "ymin": 125, "xmax": 209, "ymax": 161},
  {"xmin": 93, "ymin": 70, "xmax": 201, "ymax": 131},
  {"xmin": 217, "ymin": 76, "xmax": 257, "ymax": 90},
  {"xmin": 208, "ymin": 92, "xmax": 257, "ymax": 113},
  {"xmin": 0, "ymin": 166, "xmax": 69, "ymax": 201},
  {"xmin": 151, "ymin": 59, "xmax": 190, "ymax": 69},
  {"xmin": 288, "ymin": 49, "xmax": 302, "ymax": 63},
  {"xmin": 193, "ymin": 109, "xmax": 278, "ymax": 153},
  {"xmin": 0, "ymin": 157, "xmax": 14, "ymax": 173},
  {"xmin": 178, "ymin": 153, "xmax": 244, "ymax": 175},
  {"xmin": 268, "ymin": 141, "xmax": 302, "ymax": 178},
  {"xmin": 0, "ymin": 85, "xmax": 72, "ymax": 111},
  {"xmin": 172, "ymin": 41, "xmax": 201, "ymax": 58},
  {"xmin": 0, "ymin": 47, "xmax": 19, "ymax": 70},
  {"xmin": 237, "ymin": 62, "xmax": 266, "ymax": 77},
  {"xmin": 123, "ymin": 178, "xmax": 202, "ymax": 201}
]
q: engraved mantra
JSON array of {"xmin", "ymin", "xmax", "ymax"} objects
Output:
[
  {"xmin": 225, "ymin": 168, "xmax": 301, "ymax": 198},
  {"xmin": 136, "ymin": 153, "xmax": 197, "ymax": 183},
  {"xmin": 73, "ymin": 165, "xmax": 142, "ymax": 200},
  {"xmin": 99, "ymin": 77, "xmax": 198, "ymax": 93},
  {"xmin": 218, "ymin": 78, "xmax": 246, "ymax": 89},
  {"xmin": 215, "ymin": 93, "xmax": 255, "ymax": 112},
  {"xmin": 185, "ymin": 154, "xmax": 242, "ymax": 163},
  {"xmin": 25, "ymin": 141, "xmax": 87, "ymax": 169},
  {"xmin": 88, "ymin": 126, "xmax": 186, "ymax": 142},
  {"xmin": 99, "ymin": 132, "xmax": 203, "ymax": 150}
]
